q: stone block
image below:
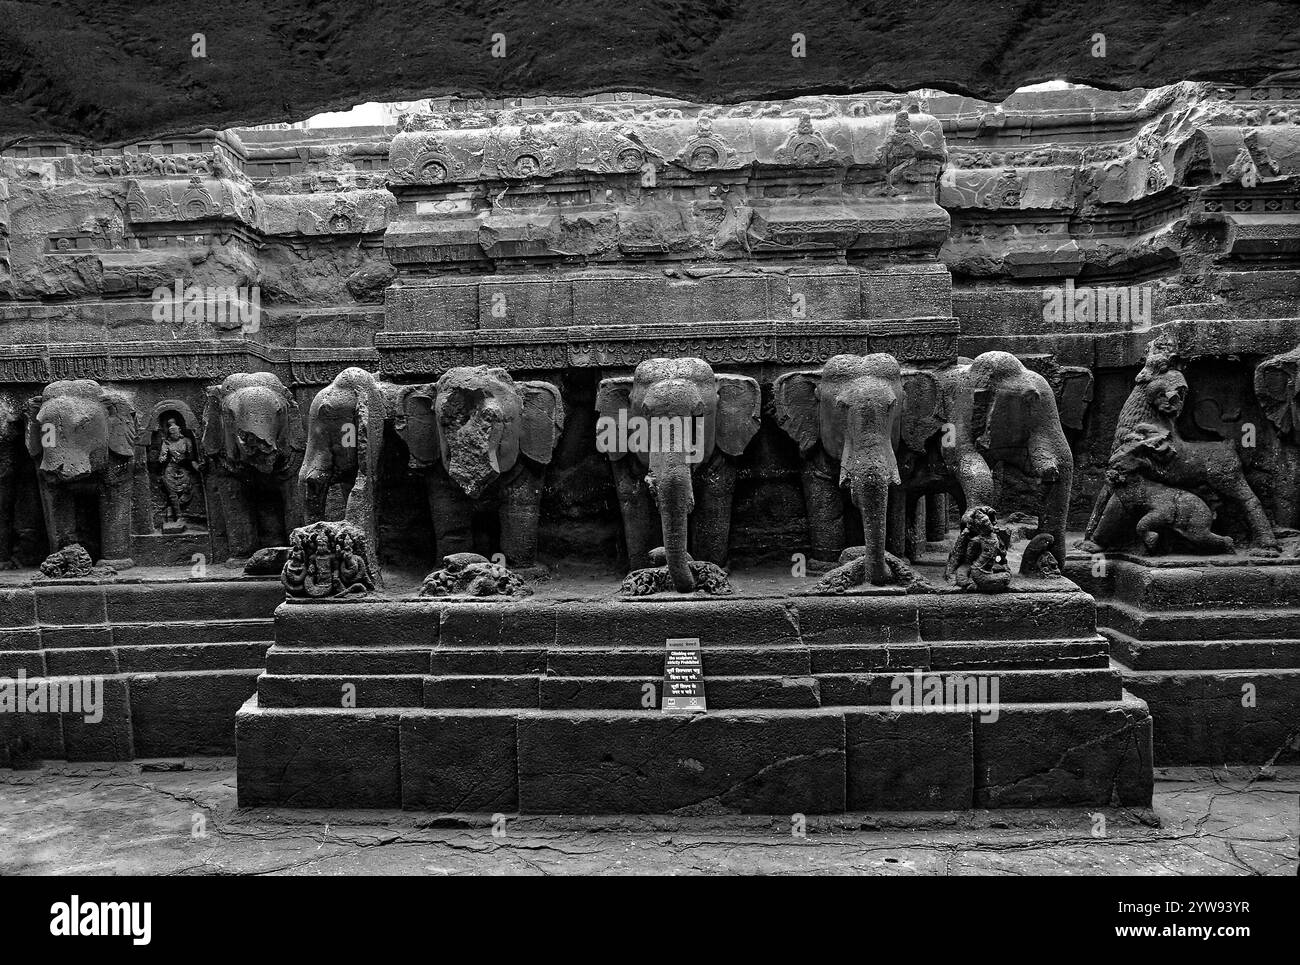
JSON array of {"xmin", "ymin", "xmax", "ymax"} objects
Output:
[
  {"xmin": 845, "ymin": 708, "xmax": 974, "ymax": 810},
  {"xmin": 972, "ymin": 694, "xmax": 1153, "ymax": 808},
  {"xmin": 400, "ymin": 711, "xmax": 519, "ymax": 811},
  {"xmin": 516, "ymin": 710, "xmax": 847, "ymax": 814},
  {"xmin": 236, "ymin": 699, "xmax": 402, "ymax": 808},
  {"xmin": 131, "ymin": 669, "xmax": 260, "ymax": 756}
]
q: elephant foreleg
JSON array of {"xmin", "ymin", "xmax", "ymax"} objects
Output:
[
  {"xmin": 610, "ymin": 458, "xmax": 656, "ymax": 571},
  {"xmin": 0, "ymin": 454, "xmax": 15, "ymax": 565},
  {"xmin": 216, "ymin": 473, "xmax": 258, "ymax": 561},
  {"xmin": 428, "ymin": 469, "xmax": 475, "ymax": 560},
  {"xmin": 498, "ymin": 465, "xmax": 543, "ymax": 567},
  {"xmin": 39, "ymin": 481, "xmax": 77, "ymax": 553},
  {"xmin": 924, "ymin": 492, "xmax": 948, "ymax": 542},
  {"xmin": 98, "ymin": 462, "xmax": 135, "ymax": 566},
  {"xmin": 691, "ymin": 452, "xmax": 737, "ymax": 566},
  {"xmin": 800, "ymin": 451, "xmax": 847, "ymax": 564}
]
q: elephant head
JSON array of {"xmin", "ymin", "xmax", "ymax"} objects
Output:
[
  {"xmin": 1255, "ymin": 345, "xmax": 1300, "ymax": 440},
  {"xmin": 597, "ymin": 358, "xmax": 760, "ymax": 592},
  {"xmin": 25, "ymin": 380, "xmax": 138, "ymax": 484},
  {"xmin": 775, "ymin": 354, "xmax": 904, "ymax": 585},
  {"xmin": 394, "ymin": 366, "xmax": 564, "ymax": 499},
  {"xmin": 202, "ymin": 372, "xmax": 305, "ymax": 479},
  {"xmin": 300, "ymin": 367, "xmax": 388, "ymax": 525}
]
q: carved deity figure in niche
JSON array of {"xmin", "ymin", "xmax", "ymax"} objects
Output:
[{"xmin": 157, "ymin": 417, "xmax": 199, "ymax": 531}]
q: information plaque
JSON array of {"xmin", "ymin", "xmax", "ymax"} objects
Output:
[{"xmin": 662, "ymin": 637, "xmax": 707, "ymax": 713}]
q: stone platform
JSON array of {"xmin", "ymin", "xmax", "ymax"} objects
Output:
[
  {"xmin": 0, "ymin": 568, "xmax": 281, "ymax": 763},
  {"xmin": 1066, "ymin": 551, "xmax": 1300, "ymax": 768},
  {"xmin": 236, "ymin": 572, "xmax": 1153, "ymax": 814}
]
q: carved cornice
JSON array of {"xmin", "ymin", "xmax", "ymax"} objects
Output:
[
  {"xmin": 0, "ymin": 340, "xmax": 380, "ymax": 385},
  {"xmin": 375, "ymin": 318, "xmax": 958, "ymax": 373}
]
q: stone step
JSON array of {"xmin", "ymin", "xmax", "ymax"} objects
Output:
[
  {"xmin": 254, "ymin": 665, "xmax": 1122, "ymax": 710},
  {"xmin": 235, "ymin": 693, "xmax": 1155, "ymax": 813},
  {"xmin": 1106, "ymin": 629, "xmax": 1300, "ymax": 671},
  {"xmin": 261, "ymin": 637, "xmax": 1109, "ymax": 680},
  {"xmin": 0, "ymin": 578, "xmax": 284, "ymax": 628},
  {"xmin": 1068, "ymin": 556, "xmax": 1300, "ymax": 610},
  {"xmin": 1097, "ymin": 599, "xmax": 1300, "ymax": 642},
  {"xmin": 1, "ymin": 617, "xmax": 273, "ymax": 652},
  {"xmin": 273, "ymin": 591, "xmax": 1099, "ymax": 650}
]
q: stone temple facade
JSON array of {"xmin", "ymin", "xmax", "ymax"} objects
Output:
[{"xmin": 1, "ymin": 83, "xmax": 1298, "ymax": 810}]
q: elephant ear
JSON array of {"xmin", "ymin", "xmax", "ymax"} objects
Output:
[
  {"xmin": 101, "ymin": 389, "xmax": 139, "ymax": 458},
  {"xmin": 715, "ymin": 374, "xmax": 761, "ymax": 457},
  {"xmin": 1255, "ymin": 353, "xmax": 1300, "ymax": 437},
  {"xmin": 518, "ymin": 381, "xmax": 564, "ymax": 465},
  {"xmin": 595, "ymin": 376, "xmax": 634, "ymax": 462},
  {"xmin": 1056, "ymin": 366, "xmax": 1094, "ymax": 432},
  {"xmin": 394, "ymin": 384, "xmax": 440, "ymax": 468},
  {"xmin": 773, "ymin": 371, "xmax": 822, "ymax": 455},
  {"xmin": 24, "ymin": 395, "xmax": 43, "ymax": 459},
  {"xmin": 901, "ymin": 368, "xmax": 945, "ymax": 452}
]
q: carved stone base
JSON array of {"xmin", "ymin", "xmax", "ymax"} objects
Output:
[
  {"xmin": 620, "ymin": 561, "xmax": 732, "ymax": 597},
  {"xmin": 236, "ymin": 583, "xmax": 1153, "ymax": 813},
  {"xmin": 419, "ymin": 553, "xmax": 532, "ymax": 599},
  {"xmin": 804, "ymin": 548, "xmax": 936, "ymax": 595}
]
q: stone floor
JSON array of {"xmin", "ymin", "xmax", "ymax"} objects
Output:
[{"xmin": 0, "ymin": 762, "xmax": 1295, "ymax": 875}]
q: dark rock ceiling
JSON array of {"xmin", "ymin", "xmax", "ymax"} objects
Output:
[{"xmin": 1, "ymin": 0, "xmax": 1298, "ymax": 146}]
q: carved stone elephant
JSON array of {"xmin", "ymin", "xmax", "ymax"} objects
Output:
[
  {"xmin": 597, "ymin": 358, "xmax": 761, "ymax": 592},
  {"xmin": 904, "ymin": 351, "xmax": 1074, "ymax": 569},
  {"xmin": 202, "ymin": 372, "xmax": 305, "ymax": 563},
  {"xmin": 774, "ymin": 354, "xmax": 905, "ymax": 585},
  {"xmin": 299, "ymin": 367, "xmax": 392, "ymax": 569},
  {"xmin": 394, "ymin": 366, "xmax": 563, "ymax": 569},
  {"xmin": 25, "ymin": 379, "xmax": 139, "ymax": 568}
]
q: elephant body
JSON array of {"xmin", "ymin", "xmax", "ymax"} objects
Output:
[
  {"xmin": 774, "ymin": 354, "xmax": 905, "ymax": 585},
  {"xmin": 25, "ymin": 379, "xmax": 139, "ymax": 567},
  {"xmin": 395, "ymin": 366, "xmax": 563, "ymax": 568},
  {"xmin": 779, "ymin": 351, "xmax": 1075, "ymax": 571},
  {"xmin": 202, "ymin": 372, "xmax": 305, "ymax": 562},
  {"xmin": 597, "ymin": 358, "xmax": 761, "ymax": 592},
  {"xmin": 299, "ymin": 367, "xmax": 392, "ymax": 570}
]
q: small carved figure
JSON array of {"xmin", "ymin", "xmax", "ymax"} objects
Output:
[{"xmin": 946, "ymin": 506, "xmax": 1012, "ymax": 593}]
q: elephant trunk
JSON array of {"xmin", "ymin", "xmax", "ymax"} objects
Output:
[
  {"xmin": 846, "ymin": 459, "xmax": 892, "ymax": 585},
  {"xmin": 299, "ymin": 463, "xmax": 330, "ymax": 523},
  {"xmin": 653, "ymin": 457, "xmax": 695, "ymax": 592}
]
